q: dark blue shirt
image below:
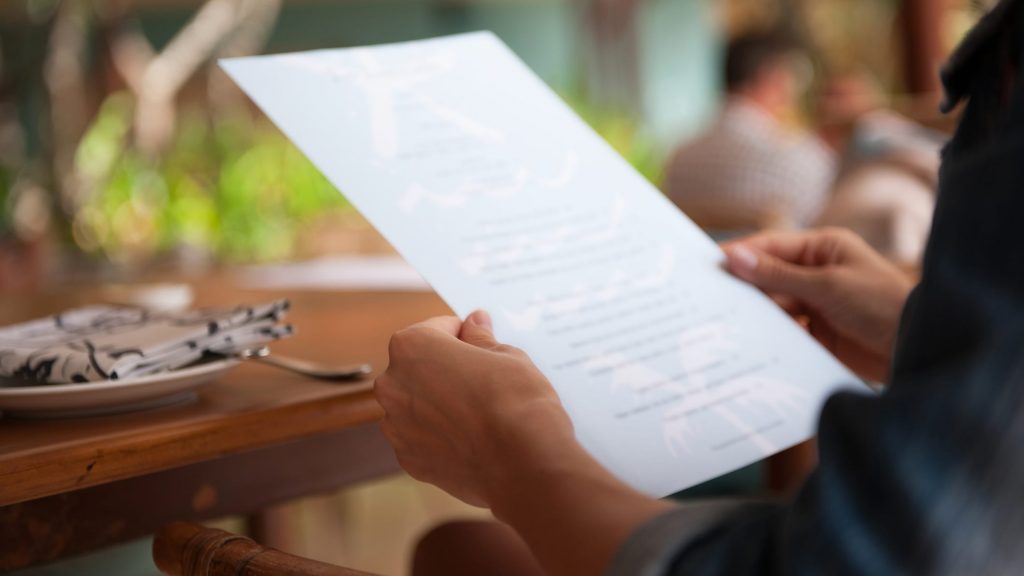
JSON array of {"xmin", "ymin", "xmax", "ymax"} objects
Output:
[{"xmin": 611, "ymin": 1, "xmax": 1024, "ymax": 574}]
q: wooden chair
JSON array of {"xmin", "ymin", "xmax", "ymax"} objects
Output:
[{"xmin": 153, "ymin": 522, "xmax": 380, "ymax": 576}]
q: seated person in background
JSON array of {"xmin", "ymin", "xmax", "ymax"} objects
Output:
[
  {"xmin": 817, "ymin": 110, "xmax": 945, "ymax": 265},
  {"xmin": 815, "ymin": 73, "xmax": 948, "ymax": 266},
  {"xmin": 663, "ymin": 31, "xmax": 835, "ymax": 232}
]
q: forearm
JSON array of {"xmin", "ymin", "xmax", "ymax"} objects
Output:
[{"xmin": 486, "ymin": 431, "xmax": 675, "ymax": 576}]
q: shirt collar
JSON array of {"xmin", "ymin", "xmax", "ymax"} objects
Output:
[
  {"xmin": 941, "ymin": 0, "xmax": 1022, "ymax": 112},
  {"xmin": 720, "ymin": 97, "xmax": 780, "ymax": 132}
]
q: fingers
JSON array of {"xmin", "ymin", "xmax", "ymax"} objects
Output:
[
  {"xmin": 724, "ymin": 244, "xmax": 829, "ymax": 303},
  {"xmin": 721, "ymin": 230, "xmax": 816, "ymax": 265},
  {"xmin": 458, "ymin": 309, "xmax": 499, "ymax": 350},
  {"xmin": 771, "ymin": 293, "xmax": 808, "ymax": 318},
  {"xmin": 416, "ymin": 315, "xmax": 463, "ymax": 337},
  {"xmin": 723, "ymin": 227, "xmax": 862, "ymax": 267},
  {"xmin": 380, "ymin": 310, "xmax": 501, "ymax": 419},
  {"xmin": 387, "ymin": 317, "xmax": 462, "ymax": 364},
  {"xmin": 390, "ymin": 312, "xmax": 501, "ymax": 358}
]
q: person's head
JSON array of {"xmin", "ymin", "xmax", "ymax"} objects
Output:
[{"xmin": 724, "ymin": 30, "xmax": 810, "ymax": 117}]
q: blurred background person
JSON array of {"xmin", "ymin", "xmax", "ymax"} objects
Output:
[
  {"xmin": 663, "ymin": 30, "xmax": 835, "ymax": 234},
  {"xmin": 814, "ymin": 71, "xmax": 947, "ymax": 266}
]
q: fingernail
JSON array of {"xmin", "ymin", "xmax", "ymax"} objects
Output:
[
  {"xmin": 469, "ymin": 309, "xmax": 493, "ymax": 330},
  {"xmin": 728, "ymin": 245, "xmax": 759, "ymax": 275}
]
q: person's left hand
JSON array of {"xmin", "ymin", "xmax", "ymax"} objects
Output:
[{"xmin": 374, "ymin": 310, "xmax": 577, "ymax": 508}]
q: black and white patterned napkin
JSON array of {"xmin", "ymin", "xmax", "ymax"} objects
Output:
[{"xmin": 0, "ymin": 300, "xmax": 293, "ymax": 384}]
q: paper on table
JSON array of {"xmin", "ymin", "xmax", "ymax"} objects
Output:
[
  {"xmin": 222, "ymin": 32, "xmax": 864, "ymax": 497},
  {"xmin": 237, "ymin": 255, "xmax": 431, "ymax": 292}
]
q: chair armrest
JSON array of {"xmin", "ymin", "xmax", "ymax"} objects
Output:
[{"xmin": 153, "ymin": 521, "xmax": 379, "ymax": 576}]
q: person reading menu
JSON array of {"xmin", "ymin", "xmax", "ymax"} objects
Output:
[
  {"xmin": 376, "ymin": 1, "xmax": 1024, "ymax": 574},
  {"xmin": 224, "ymin": 31, "xmax": 862, "ymax": 498}
]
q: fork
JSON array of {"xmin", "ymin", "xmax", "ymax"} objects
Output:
[{"xmin": 237, "ymin": 347, "xmax": 373, "ymax": 382}]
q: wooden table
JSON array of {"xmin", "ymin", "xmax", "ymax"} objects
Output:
[{"xmin": 0, "ymin": 285, "xmax": 450, "ymax": 571}]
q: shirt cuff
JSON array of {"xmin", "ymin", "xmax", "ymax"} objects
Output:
[{"xmin": 605, "ymin": 499, "xmax": 763, "ymax": 576}]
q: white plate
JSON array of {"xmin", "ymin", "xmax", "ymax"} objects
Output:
[{"xmin": 0, "ymin": 359, "xmax": 238, "ymax": 419}]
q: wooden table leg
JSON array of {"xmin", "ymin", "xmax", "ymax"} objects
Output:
[{"xmin": 247, "ymin": 503, "xmax": 298, "ymax": 553}]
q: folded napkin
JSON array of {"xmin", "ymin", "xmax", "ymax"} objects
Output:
[{"xmin": 0, "ymin": 300, "xmax": 293, "ymax": 384}]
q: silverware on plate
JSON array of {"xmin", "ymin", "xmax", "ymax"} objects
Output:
[{"xmin": 236, "ymin": 347, "xmax": 373, "ymax": 382}]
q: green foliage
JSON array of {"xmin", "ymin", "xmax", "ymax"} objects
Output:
[
  {"xmin": 73, "ymin": 91, "xmax": 662, "ymax": 264},
  {"xmin": 566, "ymin": 95, "xmax": 664, "ymax": 186},
  {"xmin": 73, "ymin": 93, "xmax": 349, "ymax": 263}
]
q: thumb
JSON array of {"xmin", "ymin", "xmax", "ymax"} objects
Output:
[
  {"xmin": 724, "ymin": 244, "xmax": 828, "ymax": 303},
  {"xmin": 459, "ymin": 309, "xmax": 498, "ymax": 349}
]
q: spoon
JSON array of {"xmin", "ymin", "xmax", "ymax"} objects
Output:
[{"xmin": 237, "ymin": 347, "xmax": 373, "ymax": 382}]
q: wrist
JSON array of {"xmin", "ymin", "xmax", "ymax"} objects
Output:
[
  {"xmin": 483, "ymin": 417, "xmax": 675, "ymax": 576},
  {"xmin": 480, "ymin": 399, "xmax": 642, "ymax": 519},
  {"xmin": 478, "ymin": 399, "xmax": 581, "ymax": 506}
]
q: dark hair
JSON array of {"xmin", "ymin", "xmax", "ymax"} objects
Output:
[{"xmin": 724, "ymin": 31, "xmax": 804, "ymax": 92}]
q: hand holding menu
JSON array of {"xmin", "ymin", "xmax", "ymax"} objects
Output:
[{"xmin": 222, "ymin": 32, "xmax": 863, "ymax": 496}]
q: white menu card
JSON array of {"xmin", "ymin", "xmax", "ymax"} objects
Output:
[{"xmin": 222, "ymin": 32, "xmax": 863, "ymax": 496}]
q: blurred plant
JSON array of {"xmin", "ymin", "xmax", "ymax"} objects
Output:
[
  {"xmin": 72, "ymin": 92, "xmax": 349, "ymax": 264},
  {"xmin": 567, "ymin": 95, "xmax": 664, "ymax": 185},
  {"xmin": 71, "ymin": 91, "xmax": 662, "ymax": 265}
]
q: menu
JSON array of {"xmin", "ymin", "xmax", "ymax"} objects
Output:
[{"xmin": 222, "ymin": 32, "xmax": 863, "ymax": 496}]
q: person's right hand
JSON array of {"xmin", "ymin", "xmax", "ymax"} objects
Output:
[{"xmin": 722, "ymin": 228, "xmax": 915, "ymax": 382}]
